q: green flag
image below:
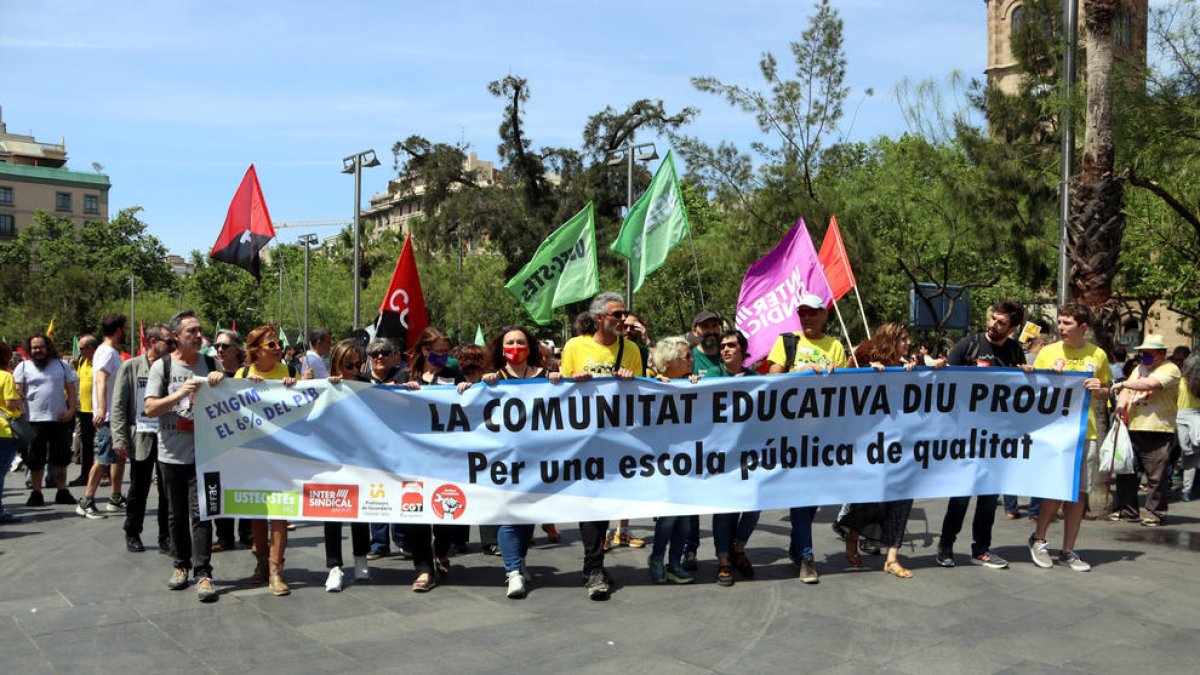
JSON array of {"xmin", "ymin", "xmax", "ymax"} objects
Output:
[
  {"xmin": 473, "ymin": 324, "xmax": 486, "ymax": 346},
  {"xmin": 610, "ymin": 151, "xmax": 690, "ymax": 293},
  {"xmin": 280, "ymin": 329, "xmax": 291, "ymax": 349},
  {"xmin": 72, "ymin": 335, "xmax": 80, "ymax": 360},
  {"xmin": 504, "ymin": 202, "xmax": 599, "ymax": 326}
]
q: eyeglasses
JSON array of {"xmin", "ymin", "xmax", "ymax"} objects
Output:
[
  {"xmin": 368, "ymin": 350, "xmax": 393, "ymax": 359},
  {"xmin": 343, "ymin": 361, "xmax": 363, "ymax": 370},
  {"xmin": 608, "ymin": 310, "xmax": 629, "ymax": 320},
  {"xmin": 213, "ymin": 343, "xmax": 233, "ymax": 351},
  {"xmin": 258, "ymin": 340, "xmax": 281, "ymax": 350},
  {"xmin": 719, "ymin": 342, "xmax": 741, "ymax": 350}
]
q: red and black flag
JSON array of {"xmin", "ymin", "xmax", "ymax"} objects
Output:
[
  {"xmin": 373, "ymin": 234, "xmax": 428, "ymax": 352},
  {"xmin": 210, "ymin": 165, "xmax": 276, "ymax": 278}
]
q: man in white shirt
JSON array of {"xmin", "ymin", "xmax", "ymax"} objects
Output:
[
  {"xmin": 77, "ymin": 315, "xmax": 128, "ymax": 519},
  {"xmin": 301, "ymin": 328, "xmax": 331, "ymax": 379}
]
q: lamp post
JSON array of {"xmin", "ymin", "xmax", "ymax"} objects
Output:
[
  {"xmin": 604, "ymin": 142, "xmax": 659, "ymax": 309},
  {"xmin": 342, "ymin": 149, "xmax": 381, "ymax": 330},
  {"xmin": 1057, "ymin": 0, "xmax": 1078, "ymax": 306},
  {"xmin": 299, "ymin": 233, "xmax": 319, "ymax": 347}
]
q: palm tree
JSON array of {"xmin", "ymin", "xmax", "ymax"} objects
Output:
[{"xmin": 1067, "ymin": 0, "xmax": 1124, "ymax": 347}]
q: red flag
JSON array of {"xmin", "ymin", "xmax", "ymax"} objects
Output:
[
  {"xmin": 137, "ymin": 319, "xmax": 148, "ymax": 356},
  {"xmin": 210, "ymin": 164, "xmax": 276, "ymax": 279},
  {"xmin": 231, "ymin": 320, "xmax": 237, "ymax": 332},
  {"xmin": 818, "ymin": 215, "xmax": 856, "ymax": 302},
  {"xmin": 374, "ymin": 235, "xmax": 428, "ymax": 352}
]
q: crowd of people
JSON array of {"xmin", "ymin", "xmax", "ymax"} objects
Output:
[{"xmin": 1, "ymin": 292, "xmax": 1197, "ymax": 604}]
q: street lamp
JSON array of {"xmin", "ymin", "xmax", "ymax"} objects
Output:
[
  {"xmin": 298, "ymin": 233, "xmax": 320, "ymax": 347},
  {"xmin": 342, "ymin": 149, "xmax": 381, "ymax": 330},
  {"xmin": 604, "ymin": 142, "xmax": 659, "ymax": 309}
]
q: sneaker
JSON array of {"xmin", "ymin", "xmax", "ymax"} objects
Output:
[
  {"xmin": 106, "ymin": 494, "xmax": 127, "ymax": 512},
  {"xmin": 25, "ymin": 490, "xmax": 44, "ymax": 507},
  {"xmin": 195, "ymin": 575, "xmax": 218, "ymax": 603},
  {"xmin": 934, "ymin": 548, "xmax": 955, "ymax": 568},
  {"xmin": 54, "ymin": 489, "xmax": 75, "ymax": 505},
  {"xmin": 394, "ymin": 547, "xmax": 412, "ymax": 561},
  {"xmin": 1057, "ymin": 550, "xmax": 1091, "ymax": 572},
  {"xmin": 1141, "ymin": 517, "xmax": 1163, "ymax": 528},
  {"xmin": 969, "ymin": 551, "xmax": 1009, "ymax": 569},
  {"xmin": 365, "ymin": 550, "xmax": 388, "ymax": 561},
  {"xmin": 612, "ymin": 528, "xmax": 646, "ymax": 548},
  {"xmin": 665, "ymin": 563, "xmax": 695, "ymax": 584},
  {"xmin": 0, "ymin": 511, "xmax": 21, "ymax": 524},
  {"xmin": 648, "ymin": 555, "xmax": 666, "ymax": 584},
  {"xmin": 797, "ymin": 556, "xmax": 819, "ymax": 584},
  {"xmin": 859, "ymin": 538, "xmax": 881, "ymax": 555},
  {"xmin": 482, "ymin": 544, "xmax": 501, "ymax": 556},
  {"xmin": 167, "ymin": 567, "xmax": 189, "ymax": 590},
  {"xmin": 506, "ymin": 569, "xmax": 527, "ymax": 598},
  {"xmin": 126, "ymin": 535, "xmax": 145, "ymax": 552},
  {"xmin": 353, "ymin": 556, "xmax": 371, "ymax": 582},
  {"xmin": 1028, "ymin": 536, "xmax": 1052, "ymax": 569},
  {"xmin": 325, "ymin": 566, "xmax": 345, "ymax": 592},
  {"xmin": 585, "ymin": 569, "xmax": 610, "ymax": 600},
  {"xmin": 681, "ymin": 549, "xmax": 698, "ymax": 571},
  {"xmin": 1107, "ymin": 512, "xmax": 1139, "ymax": 523},
  {"xmin": 75, "ymin": 498, "xmax": 106, "ymax": 520}
]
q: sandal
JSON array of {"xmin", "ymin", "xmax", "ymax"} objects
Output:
[
  {"xmin": 411, "ymin": 573, "xmax": 436, "ymax": 592},
  {"xmin": 435, "ymin": 557, "xmax": 451, "ymax": 577},
  {"xmin": 542, "ymin": 523, "xmax": 562, "ymax": 543},
  {"xmin": 717, "ymin": 563, "xmax": 734, "ymax": 587},
  {"xmin": 844, "ymin": 532, "xmax": 862, "ymax": 567},
  {"xmin": 731, "ymin": 547, "xmax": 754, "ymax": 579},
  {"xmin": 883, "ymin": 561, "xmax": 913, "ymax": 579}
]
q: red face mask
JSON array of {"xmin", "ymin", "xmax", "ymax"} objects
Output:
[{"xmin": 503, "ymin": 345, "xmax": 529, "ymax": 365}]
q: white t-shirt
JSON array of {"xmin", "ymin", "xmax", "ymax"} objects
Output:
[
  {"xmin": 301, "ymin": 350, "xmax": 329, "ymax": 379},
  {"xmin": 92, "ymin": 343, "xmax": 121, "ymax": 413},
  {"xmin": 14, "ymin": 359, "xmax": 78, "ymax": 422}
]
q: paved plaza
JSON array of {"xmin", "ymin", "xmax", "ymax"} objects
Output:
[{"xmin": 1, "ymin": 483, "xmax": 1197, "ymax": 674}]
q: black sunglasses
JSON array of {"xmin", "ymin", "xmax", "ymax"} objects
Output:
[
  {"xmin": 368, "ymin": 350, "xmax": 393, "ymax": 359},
  {"xmin": 343, "ymin": 361, "xmax": 363, "ymax": 370},
  {"xmin": 213, "ymin": 343, "xmax": 234, "ymax": 351},
  {"xmin": 258, "ymin": 340, "xmax": 281, "ymax": 349},
  {"xmin": 608, "ymin": 310, "xmax": 630, "ymax": 320}
]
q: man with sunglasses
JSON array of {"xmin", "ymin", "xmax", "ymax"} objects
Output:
[
  {"xmin": 112, "ymin": 323, "xmax": 174, "ymax": 553},
  {"xmin": 559, "ymin": 291, "xmax": 644, "ymax": 600},
  {"xmin": 767, "ymin": 293, "xmax": 847, "ymax": 584}
]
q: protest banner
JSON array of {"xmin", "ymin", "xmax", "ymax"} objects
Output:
[{"xmin": 195, "ymin": 368, "xmax": 1089, "ymax": 524}]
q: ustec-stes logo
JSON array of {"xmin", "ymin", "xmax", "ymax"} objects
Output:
[{"xmin": 302, "ymin": 483, "xmax": 359, "ymax": 518}]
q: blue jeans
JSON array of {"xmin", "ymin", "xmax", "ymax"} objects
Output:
[
  {"xmin": 788, "ymin": 506, "xmax": 818, "ymax": 559},
  {"xmin": 498, "ymin": 524, "xmax": 534, "ymax": 573},
  {"xmin": 712, "ymin": 511, "xmax": 760, "ymax": 560},
  {"xmin": 1003, "ymin": 495, "xmax": 1041, "ymax": 517},
  {"xmin": 0, "ymin": 438, "xmax": 16, "ymax": 513},
  {"xmin": 650, "ymin": 516, "xmax": 691, "ymax": 565},
  {"xmin": 369, "ymin": 523, "xmax": 407, "ymax": 554}
]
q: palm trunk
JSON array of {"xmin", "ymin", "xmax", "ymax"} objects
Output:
[{"xmin": 1067, "ymin": 0, "xmax": 1125, "ymax": 350}]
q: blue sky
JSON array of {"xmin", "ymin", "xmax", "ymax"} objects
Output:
[{"xmin": 1, "ymin": 0, "xmax": 985, "ymax": 257}]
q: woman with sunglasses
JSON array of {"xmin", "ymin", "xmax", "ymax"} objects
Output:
[
  {"xmin": 211, "ymin": 329, "xmax": 252, "ymax": 552},
  {"xmin": 235, "ymin": 326, "xmax": 299, "ymax": 595},
  {"xmin": 319, "ymin": 339, "xmax": 374, "ymax": 592},
  {"xmin": 711, "ymin": 329, "xmax": 761, "ymax": 587},
  {"xmin": 479, "ymin": 325, "xmax": 560, "ymax": 598},
  {"xmin": 404, "ymin": 328, "xmax": 469, "ymax": 587}
]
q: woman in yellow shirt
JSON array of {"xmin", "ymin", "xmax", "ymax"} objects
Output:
[
  {"xmin": 0, "ymin": 342, "xmax": 24, "ymax": 522},
  {"xmin": 236, "ymin": 326, "xmax": 298, "ymax": 594}
]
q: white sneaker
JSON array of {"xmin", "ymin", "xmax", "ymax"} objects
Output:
[
  {"xmin": 505, "ymin": 569, "xmax": 526, "ymax": 599},
  {"xmin": 325, "ymin": 566, "xmax": 345, "ymax": 592},
  {"xmin": 353, "ymin": 556, "xmax": 371, "ymax": 582}
]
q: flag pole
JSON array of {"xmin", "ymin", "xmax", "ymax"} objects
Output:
[
  {"xmin": 851, "ymin": 284, "xmax": 872, "ymax": 340},
  {"xmin": 685, "ymin": 226, "xmax": 706, "ymax": 308},
  {"xmin": 830, "ymin": 299, "xmax": 858, "ymax": 367}
]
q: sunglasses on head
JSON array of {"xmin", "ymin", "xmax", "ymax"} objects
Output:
[{"xmin": 368, "ymin": 350, "xmax": 393, "ymax": 359}]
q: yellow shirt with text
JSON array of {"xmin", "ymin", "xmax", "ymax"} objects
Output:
[
  {"xmin": 1033, "ymin": 341, "xmax": 1111, "ymax": 440},
  {"xmin": 766, "ymin": 333, "xmax": 848, "ymax": 371},
  {"xmin": 559, "ymin": 336, "xmax": 644, "ymax": 378}
]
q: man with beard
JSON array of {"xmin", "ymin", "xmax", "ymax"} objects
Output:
[
  {"xmin": 113, "ymin": 323, "xmax": 173, "ymax": 552},
  {"xmin": 14, "ymin": 334, "xmax": 78, "ymax": 507},
  {"xmin": 680, "ymin": 310, "xmax": 725, "ymax": 570},
  {"xmin": 560, "ymin": 291, "xmax": 643, "ymax": 600}
]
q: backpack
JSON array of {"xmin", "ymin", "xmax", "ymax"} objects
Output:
[
  {"xmin": 782, "ymin": 333, "xmax": 800, "ymax": 371},
  {"xmin": 160, "ymin": 354, "xmax": 220, "ymax": 395}
]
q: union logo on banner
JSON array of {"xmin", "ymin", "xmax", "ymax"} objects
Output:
[
  {"xmin": 431, "ymin": 484, "xmax": 467, "ymax": 520},
  {"xmin": 302, "ymin": 483, "xmax": 359, "ymax": 518}
]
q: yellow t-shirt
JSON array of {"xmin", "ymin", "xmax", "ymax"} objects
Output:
[
  {"xmin": 77, "ymin": 358, "xmax": 94, "ymax": 414},
  {"xmin": 1033, "ymin": 341, "xmax": 1111, "ymax": 440},
  {"xmin": 1126, "ymin": 361, "xmax": 1181, "ymax": 432},
  {"xmin": 0, "ymin": 370, "xmax": 19, "ymax": 439},
  {"xmin": 559, "ymin": 336, "xmax": 644, "ymax": 378},
  {"xmin": 1179, "ymin": 377, "xmax": 1199, "ymax": 412},
  {"xmin": 239, "ymin": 362, "xmax": 291, "ymax": 381},
  {"xmin": 766, "ymin": 332, "xmax": 848, "ymax": 371}
]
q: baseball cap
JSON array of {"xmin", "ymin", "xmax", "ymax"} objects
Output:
[
  {"xmin": 692, "ymin": 310, "xmax": 721, "ymax": 327},
  {"xmin": 796, "ymin": 293, "xmax": 826, "ymax": 311}
]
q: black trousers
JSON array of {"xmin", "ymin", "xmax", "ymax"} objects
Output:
[
  {"xmin": 123, "ymin": 437, "xmax": 168, "ymax": 541},
  {"xmin": 324, "ymin": 521, "xmax": 371, "ymax": 568},
  {"xmin": 75, "ymin": 412, "xmax": 95, "ymax": 479},
  {"xmin": 578, "ymin": 520, "xmax": 609, "ymax": 575},
  {"xmin": 938, "ymin": 494, "xmax": 998, "ymax": 557},
  {"xmin": 159, "ymin": 461, "xmax": 212, "ymax": 576},
  {"xmin": 213, "ymin": 517, "xmax": 252, "ymax": 544},
  {"xmin": 395, "ymin": 523, "xmax": 434, "ymax": 575}
]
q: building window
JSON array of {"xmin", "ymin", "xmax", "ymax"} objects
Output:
[
  {"xmin": 84, "ymin": 194, "xmax": 99, "ymax": 214},
  {"xmin": 56, "ymin": 192, "xmax": 72, "ymax": 212},
  {"xmin": 0, "ymin": 186, "xmax": 12, "ymax": 205},
  {"xmin": 1115, "ymin": 9, "xmax": 1133, "ymax": 49},
  {"xmin": 0, "ymin": 214, "xmax": 14, "ymax": 236}
]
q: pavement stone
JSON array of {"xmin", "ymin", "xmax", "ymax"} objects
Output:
[{"xmin": 2, "ymin": 479, "xmax": 1199, "ymax": 674}]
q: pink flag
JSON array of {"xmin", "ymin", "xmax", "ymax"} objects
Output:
[{"xmin": 734, "ymin": 219, "xmax": 834, "ymax": 363}]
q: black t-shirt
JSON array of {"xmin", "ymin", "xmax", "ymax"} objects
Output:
[
  {"xmin": 948, "ymin": 333, "xmax": 1026, "ymax": 368},
  {"xmin": 419, "ymin": 366, "xmax": 466, "ymax": 386}
]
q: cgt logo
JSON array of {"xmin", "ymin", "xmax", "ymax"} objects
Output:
[
  {"xmin": 302, "ymin": 483, "xmax": 358, "ymax": 518},
  {"xmin": 401, "ymin": 491, "xmax": 423, "ymax": 514},
  {"xmin": 431, "ymin": 484, "xmax": 467, "ymax": 520}
]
